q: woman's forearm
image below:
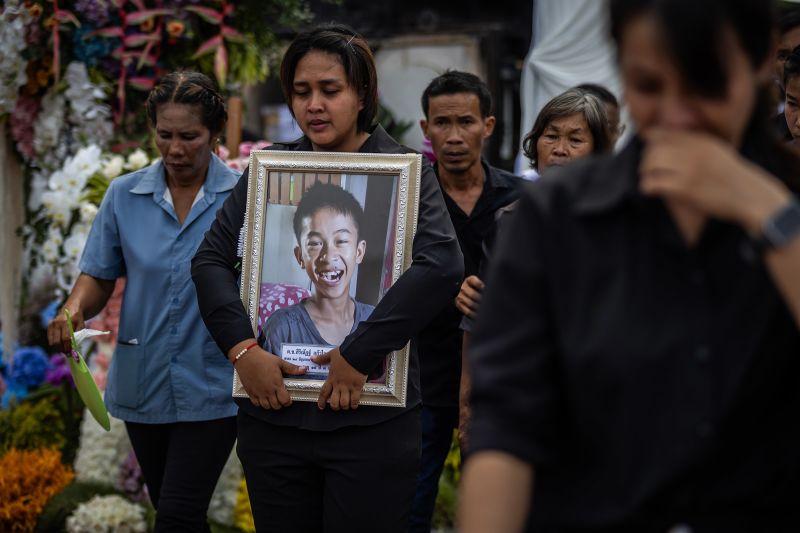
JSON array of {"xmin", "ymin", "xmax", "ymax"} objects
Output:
[
  {"xmin": 738, "ymin": 186, "xmax": 800, "ymax": 328},
  {"xmin": 65, "ymin": 273, "xmax": 116, "ymax": 320},
  {"xmin": 458, "ymin": 451, "xmax": 533, "ymax": 533}
]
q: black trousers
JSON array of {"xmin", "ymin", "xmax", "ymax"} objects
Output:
[
  {"xmin": 237, "ymin": 407, "xmax": 421, "ymax": 533},
  {"xmin": 125, "ymin": 416, "xmax": 237, "ymax": 532}
]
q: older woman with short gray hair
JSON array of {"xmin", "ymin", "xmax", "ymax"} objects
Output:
[{"xmin": 523, "ymin": 88, "xmax": 612, "ymax": 172}]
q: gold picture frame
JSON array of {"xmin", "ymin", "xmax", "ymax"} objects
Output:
[{"xmin": 234, "ymin": 150, "xmax": 421, "ymax": 407}]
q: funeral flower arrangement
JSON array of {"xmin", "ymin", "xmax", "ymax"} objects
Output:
[
  {"xmin": 0, "ymin": 0, "xmax": 311, "ymax": 530},
  {"xmin": 65, "ymin": 494, "xmax": 148, "ymax": 533}
]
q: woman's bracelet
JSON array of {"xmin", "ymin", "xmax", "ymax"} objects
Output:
[{"xmin": 233, "ymin": 342, "xmax": 259, "ymax": 365}]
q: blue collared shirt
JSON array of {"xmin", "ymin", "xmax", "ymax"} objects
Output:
[{"xmin": 80, "ymin": 154, "xmax": 240, "ymax": 423}]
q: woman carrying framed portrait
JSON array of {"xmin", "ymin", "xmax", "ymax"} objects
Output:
[{"xmin": 191, "ymin": 23, "xmax": 463, "ymax": 533}]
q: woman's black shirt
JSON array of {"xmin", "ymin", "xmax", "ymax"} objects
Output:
[
  {"xmin": 468, "ymin": 138, "xmax": 800, "ymax": 530},
  {"xmin": 192, "ymin": 125, "xmax": 463, "ymax": 431}
]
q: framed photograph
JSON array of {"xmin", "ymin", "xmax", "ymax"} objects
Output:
[{"xmin": 235, "ymin": 150, "xmax": 422, "ymax": 407}]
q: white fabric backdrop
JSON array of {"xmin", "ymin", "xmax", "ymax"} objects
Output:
[{"xmin": 517, "ymin": 0, "xmax": 622, "ymax": 172}]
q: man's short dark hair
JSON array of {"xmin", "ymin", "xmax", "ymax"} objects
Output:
[
  {"xmin": 785, "ymin": 45, "xmax": 800, "ymax": 87},
  {"xmin": 780, "ymin": 9, "xmax": 800, "ymax": 35},
  {"xmin": 421, "ymin": 70, "xmax": 492, "ymax": 119},
  {"xmin": 574, "ymin": 83, "xmax": 619, "ymax": 108},
  {"xmin": 293, "ymin": 181, "xmax": 365, "ymax": 242}
]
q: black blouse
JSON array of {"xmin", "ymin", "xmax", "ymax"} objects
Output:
[
  {"xmin": 468, "ymin": 138, "xmax": 800, "ymax": 531},
  {"xmin": 191, "ymin": 125, "xmax": 463, "ymax": 431}
]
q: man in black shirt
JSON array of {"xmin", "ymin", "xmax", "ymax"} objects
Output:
[
  {"xmin": 408, "ymin": 71, "xmax": 523, "ymax": 533},
  {"xmin": 774, "ymin": 9, "xmax": 800, "ymax": 140}
]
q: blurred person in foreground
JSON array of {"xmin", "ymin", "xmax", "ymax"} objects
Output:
[{"xmin": 459, "ymin": 0, "xmax": 800, "ymax": 531}]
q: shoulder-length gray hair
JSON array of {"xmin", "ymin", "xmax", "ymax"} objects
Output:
[{"xmin": 522, "ymin": 88, "xmax": 612, "ymax": 169}]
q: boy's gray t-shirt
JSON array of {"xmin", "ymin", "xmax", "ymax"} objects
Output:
[{"xmin": 260, "ymin": 299, "xmax": 375, "ymax": 377}]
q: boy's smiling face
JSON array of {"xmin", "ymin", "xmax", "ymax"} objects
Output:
[{"xmin": 294, "ymin": 207, "xmax": 366, "ymax": 300}]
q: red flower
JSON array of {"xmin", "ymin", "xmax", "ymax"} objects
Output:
[{"xmin": 166, "ymin": 20, "xmax": 185, "ymax": 39}]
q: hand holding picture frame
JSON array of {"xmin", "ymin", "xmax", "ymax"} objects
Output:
[{"xmin": 235, "ymin": 150, "xmax": 421, "ymax": 407}]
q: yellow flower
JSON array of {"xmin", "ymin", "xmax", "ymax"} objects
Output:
[
  {"xmin": 43, "ymin": 15, "xmax": 56, "ymax": 31},
  {"xmin": 28, "ymin": 3, "xmax": 43, "ymax": 18},
  {"xmin": 36, "ymin": 69, "xmax": 49, "ymax": 87},
  {"xmin": 0, "ymin": 448, "xmax": 74, "ymax": 532},
  {"xmin": 140, "ymin": 17, "xmax": 155, "ymax": 32},
  {"xmin": 234, "ymin": 477, "xmax": 256, "ymax": 532},
  {"xmin": 166, "ymin": 20, "xmax": 185, "ymax": 38}
]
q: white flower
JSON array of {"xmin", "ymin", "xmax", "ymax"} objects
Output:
[
  {"xmin": 0, "ymin": 1, "xmax": 32, "ymax": 115},
  {"xmin": 63, "ymin": 231, "xmax": 88, "ymax": 261},
  {"xmin": 74, "ymin": 408, "xmax": 133, "ymax": 486},
  {"xmin": 125, "ymin": 149, "xmax": 149, "ymax": 170},
  {"xmin": 41, "ymin": 238, "xmax": 60, "ymax": 263},
  {"xmin": 48, "ymin": 169, "xmax": 70, "ymax": 190},
  {"xmin": 46, "ymin": 225, "xmax": 64, "ymax": 247},
  {"xmin": 102, "ymin": 155, "xmax": 125, "ymax": 179},
  {"xmin": 41, "ymin": 190, "xmax": 74, "ymax": 228},
  {"xmin": 207, "ymin": 449, "xmax": 244, "ymax": 526},
  {"xmin": 79, "ymin": 202, "xmax": 98, "ymax": 223},
  {"xmin": 29, "ymin": 261, "xmax": 56, "ymax": 289},
  {"xmin": 65, "ymin": 62, "xmax": 113, "ymax": 151},
  {"xmin": 33, "ymin": 91, "xmax": 66, "ymax": 157},
  {"xmin": 66, "ymin": 494, "xmax": 147, "ymax": 533},
  {"xmin": 56, "ymin": 261, "xmax": 81, "ymax": 295},
  {"xmin": 27, "ymin": 171, "xmax": 49, "ymax": 211},
  {"xmin": 62, "ymin": 145, "xmax": 102, "ymax": 189}
]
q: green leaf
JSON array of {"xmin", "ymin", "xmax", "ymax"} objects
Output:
[
  {"xmin": 185, "ymin": 5, "xmax": 224, "ymax": 24},
  {"xmin": 221, "ymin": 26, "xmax": 247, "ymax": 43},
  {"xmin": 128, "ymin": 77, "xmax": 156, "ymax": 91},
  {"xmin": 125, "ymin": 8, "xmax": 174, "ymax": 25},
  {"xmin": 192, "ymin": 35, "xmax": 222, "ymax": 59},
  {"xmin": 54, "ymin": 9, "xmax": 81, "ymax": 27},
  {"xmin": 123, "ymin": 33, "xmax": 161, "ymax": 48},
  {"xmin": 214, "ymin": 44, "xmax": 228, "ymax": 88},
  {"xmin": 87, "ymin": 27, "xmax": 124, "ymax": 39}
]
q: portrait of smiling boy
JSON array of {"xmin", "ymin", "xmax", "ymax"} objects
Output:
[{"xmin": 260, "ymin": 181, "xmax": 375, "ymax": 378}]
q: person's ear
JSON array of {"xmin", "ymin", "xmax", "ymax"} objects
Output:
[
  {"xmin": 294, "ymin": 246, "xmax": 304, "ymax": 268},
  {"xmin": 355, "ymin": 240, "xmax": 366, "ymax": 264},
  {"xmin": 483, "ymin": 115, "xmax": 496, "ymax": 139},
  {"xmin": 420, "ymin": 119, "xmax": 429, "ymax": 138}
]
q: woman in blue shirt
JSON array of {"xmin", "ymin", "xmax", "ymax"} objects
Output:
[{"xmin": 48, "ymin": 71, "xmax": 239, "ymax": 532}]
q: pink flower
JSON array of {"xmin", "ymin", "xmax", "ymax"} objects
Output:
[
  {"xmin": 239, "ymin": 140, "xmax": 271, "ymax": 158},
  {"xmin": 92, "ymin": 370, "xmax": 107, "ymax": 391},
  {"xmin": 10, "ymin": 96, "xmax": 40, "ymax": 160},
  {"xmin": 422, "ymin": 138, "xmax": 436, "ymax": 163},
  {"xmin": 93, "ymin": 352, "xmax": 109, "ymax": 371}
]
